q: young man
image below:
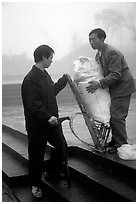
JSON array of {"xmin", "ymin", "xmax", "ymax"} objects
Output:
[
  {"xmin": 21, "ymin": 45, "xmax": 68, "ymax": 199},
  {"xmin": 86, "ymin": 28, "xmax": 135, "ymax": 153}
]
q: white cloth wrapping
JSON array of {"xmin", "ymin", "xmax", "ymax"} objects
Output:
[
  {"xmin": 117, "ymin": 144, "xmax": 136, "ymax": 160},
  {"xmin": 73, "ymin": 57, "xmax": 111, "ymax": 125}
]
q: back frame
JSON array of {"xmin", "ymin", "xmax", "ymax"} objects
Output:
[{"xmin": 66, "ymin": 74, "xmax": 110, "ymax": 152}]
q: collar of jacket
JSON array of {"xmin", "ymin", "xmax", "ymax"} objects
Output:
[
  {"xmin": 100, "ymin": 43, "xmax": 108, "ymax": 55},
  {"xmin": 32, "ymin": 65, "xmax": 49, "ymax": 75}
]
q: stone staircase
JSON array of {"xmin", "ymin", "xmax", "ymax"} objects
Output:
[{"xmin": 2, "ymin": 124, "xmax": 136, "ymax": 202}]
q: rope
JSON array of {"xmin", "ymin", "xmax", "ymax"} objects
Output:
[{"xmin": 68, "ymin": 113, "xmax": 108, "ymax": 152}]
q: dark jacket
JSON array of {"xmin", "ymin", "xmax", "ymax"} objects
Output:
[
  {"xmin": 21, "ymin": 65, "xmax": 67, "ymax": 130},
  {"xmin": 96, "ymin": 44, "xmax": 135, "ymax": 98}
]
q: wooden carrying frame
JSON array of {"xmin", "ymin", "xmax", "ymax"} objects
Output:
[{"xmin": 66, "ymin": 74, "xmax": 110, "ymax": 152}]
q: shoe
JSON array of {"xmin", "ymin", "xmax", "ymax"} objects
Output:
[
  {"xmin": 105, "ymin": 141, "xmax": 115, "ymax": 148},
  {"xmin": 32, "ymin": 186, "xmax": 43, "ymax": 199},
  {"xmin": 107, "ymin": 146, "xmax": 117, "ymax": 154},
  {"xmin": 45, "ymin": 172, "xmax": 65, "ymax": 180}
]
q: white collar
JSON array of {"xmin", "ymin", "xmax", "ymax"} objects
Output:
[{"xmin": 98, "ymin": 51, "xmax": 102, "ymax": 57}]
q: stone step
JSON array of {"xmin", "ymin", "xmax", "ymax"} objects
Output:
[
  {"xmin": 2, "ymin": 143, "xmax": 111, "ymax": 202},
  {"xmin": 11, "ymin": 181, "xmax": 67, "ymax": 202},
  {"xmin": 2, "ymin": 125, "xmax": 136, "ymax": 201},
  {"xmin": 68, "ymin": 146, "xmax": 136, "ymax": 185},
  {"xmin": 2, "ymin": 149, "xmax": 67, "ymax": 202},
  {"xmin": 41, "ymin": 171, "xmax": 128, "ymax": 202},
  {"xmin": 68, "ymin": 150, "xmax": 135, "ymax": 201},
  {"xmin": 2, "ymin": 125, "xmax": 136, "ymax": 172},
  {"xmin": 2, "ymin": 148, "xmax": 28, "ymax": 187}
]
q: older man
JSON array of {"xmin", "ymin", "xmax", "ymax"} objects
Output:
[{"xmin": 86, "ymin": 28, "xmax": 135, "ymax": 153}]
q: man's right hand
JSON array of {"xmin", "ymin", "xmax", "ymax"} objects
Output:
[{"xmin": 48, "ymin": 116, "xmax": 58, "ymax": 125}]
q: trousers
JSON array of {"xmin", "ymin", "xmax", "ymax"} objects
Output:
[
  {"xmin": 27, "ymin": 123, "xmax": 67, "ymax": 187},
  {"xmin": 110, "ymin": 94, "xmax": 131, "ymax": 147}
]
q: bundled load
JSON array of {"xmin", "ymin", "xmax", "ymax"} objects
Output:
[
  {"xmin": 117, "ymin": 144, "xmax": 136, "ymax": 160},
  {"xmin": 73, "ymin": 56, "xmax": 111, "ymax": 126}
]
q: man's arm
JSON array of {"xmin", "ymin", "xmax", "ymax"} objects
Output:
[
  {"xmin": 54, "ymin": 74, "xmax": 68, "ymax": 95},
  {"xmin": 86, "ymin": 51, "xmax": 123, "ymax": 93}
]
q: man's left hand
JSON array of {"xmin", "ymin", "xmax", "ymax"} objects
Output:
[{"xmin": 86, "ymin": 81, "xmax": 100, "ymax": 93}]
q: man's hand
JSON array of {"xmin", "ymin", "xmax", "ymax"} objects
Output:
[
  {"xmin": 62, "ymin": 74, "xmax": 68, "ymax": 81},
  {"xmin": 48, "ymin": 116, "xmax": 58, "ymax": 125},
  {"xmin": 86, "ymin": 80, "xmax": 100, "ymax": 93}
]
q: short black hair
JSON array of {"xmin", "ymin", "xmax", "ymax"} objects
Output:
[
  {"xmin": 89, "ymin": 28, "xmax": 106, "ymax": 40},
  {"xmin": 33, "ymin": 45, "xmax": 55, "ymax": 63}
]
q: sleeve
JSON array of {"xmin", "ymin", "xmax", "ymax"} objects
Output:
[
  {"xmin": 54, "ymin": 74, "xmax": 68, "ymax": 95},
  {"xmin": 26, "ymin": 81, "xmax": 52, "ymax": 120},
  {"xmin": 99, "ymin": 51, "xmax": 123, "ymax": 89}
]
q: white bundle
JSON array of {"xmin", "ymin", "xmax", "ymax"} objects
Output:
[
  {"xmin": 73, "ymin": 56, "xmax": 111, "ymax": 125},
  {"xmin": 117, "ymin": 144, "xmax": 136, "ymax": 160}
]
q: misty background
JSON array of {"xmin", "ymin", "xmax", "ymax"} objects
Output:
[
  {"xmin": 2, "ymin": 2, "xmax": 136, "ymax": 84},
  {"xmin": 2, "ymin": 2, "xmax": 136, "ymax": 146}
]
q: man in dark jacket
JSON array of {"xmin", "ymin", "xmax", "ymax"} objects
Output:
[
  {"xmin": 21, "ymin": 45, "xmax": 68, "ymax": 198},
  {"xmin": 86, "ymin": 28, "xmax": 135, "ymax": 153}
]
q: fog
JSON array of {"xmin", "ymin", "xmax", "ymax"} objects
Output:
[{"xmin": 2, "ymin": 2, "xmax": 136, "ymax": 83}]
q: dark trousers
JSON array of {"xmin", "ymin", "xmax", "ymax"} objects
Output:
[
  {"xmin": 27, "ymin": 124, "xmax": 67, "ymax": 187},
  {"xmin": 110, "ymin": 94, "xmax": 131, "ymax": 147}
]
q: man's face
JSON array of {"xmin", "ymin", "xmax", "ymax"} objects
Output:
[
  {"xmin": 43, "ymin": 53, "xmax": 54, "ymax": 68},
  {"xmin": 89, "ymin": 33, "xmax": 102, "ymax": 50}
]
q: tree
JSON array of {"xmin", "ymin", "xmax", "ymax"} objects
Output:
[{"xmin": 94, "ymin": 7, "xmax": 136, "ymax": 42}]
